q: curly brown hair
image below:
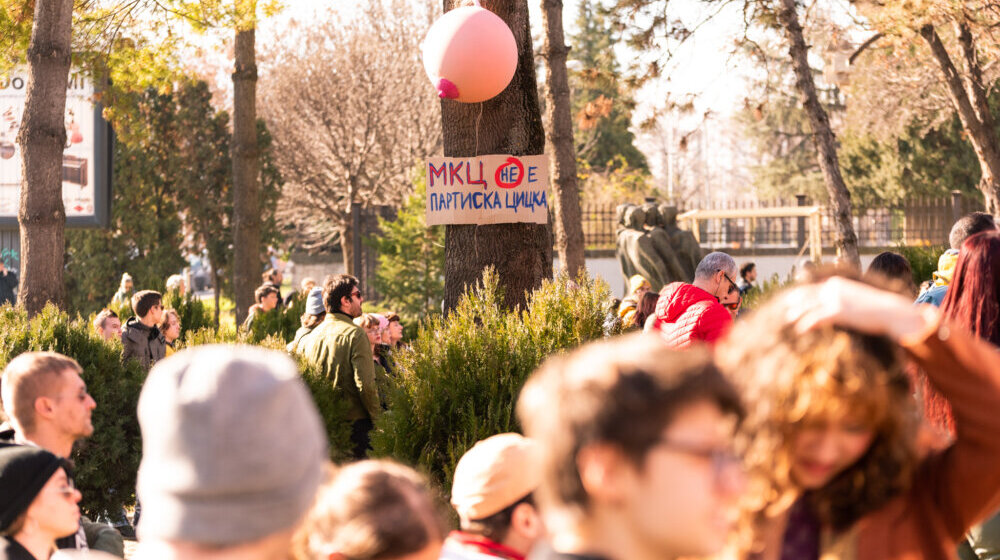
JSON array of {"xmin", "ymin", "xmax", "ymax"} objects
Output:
[{"xmin": 715, "ymin": 277, "xmax": 919, "ymax": 539}]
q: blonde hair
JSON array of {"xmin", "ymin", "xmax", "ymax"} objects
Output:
[
  {"xmin": 354, "ymin": 313, "xmax": 379, "ymax": 330},
  {"xmin": 1, "ymin": 352, "xmax": 83, "ymax": 433}
]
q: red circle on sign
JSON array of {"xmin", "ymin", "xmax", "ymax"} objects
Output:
[{"xmin": 495, "ymin": 157, "xmax": 524, "ymax": 189}]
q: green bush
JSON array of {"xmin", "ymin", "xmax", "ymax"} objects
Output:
[
  {"xmin": 0, "ymin": 305, "xmax": 146, "ymax": 518},
  {"xmin": 0, "ymin": 302, "xmax": 354, "ymax": 518},
  {"xmin": 370, "ymin": 270, "xmax": 609, "ymax": 490},
  {"xmin": 741, "ymin": 272, "xmax": 790, "ymax": 312},
  {"xmin": 162, "ymin": 290, "xmax": 214, "ymax": 340},
  {"xmin": 896, "ymin": 244, "xmax": 947, "ymax": 287},
  {"xmin": 245, "ymin": 296, "xmax": 305, "ymax": 344},
  {"xmin": 183, "ymin": 326, "xmax": 354, "ymax": 462},
  {"xmin": 368, "ymin": 171, "xmax": 445, "ymax": 338}
]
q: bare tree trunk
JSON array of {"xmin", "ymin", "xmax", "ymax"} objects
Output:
[
  {"xmin": 921, "ymin": 24, "xmax": 1000, "ymax": 216},
  {"xmin": 232, "ymin": 18, "xmax": 261, "ymax": 326},
  {"xmin": 777, "ymin": 0, "xmax": 860, "ymax": 269},
  {"xmin": 17, "ymin": 0, "xmax": 73, "ymax": 315},
  {"xmin": 542, "ymin": 0, "xmax": 585, "ymax": 278},
  {"xmin": 212, "ymin": 267, "xmax": 221, "ymax": 328},
  {"xmin": 340, "ymin": 222, "xmax": 355, "ymax": 276},
  {"xmin": 441, "ymin": 0, "xmax": 552, "ymax": 312}
]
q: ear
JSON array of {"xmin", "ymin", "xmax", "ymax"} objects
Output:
[
  {"xmin": 33, "ymin": 395, "xmax": 56, "ymax": 421},
  {"xmin": 511, "ymin": 502, "xmax": 544, "ymax": 540},
  {"xmin": 576, "ymin": 443, "xmax": 631, "ymax": 506}
]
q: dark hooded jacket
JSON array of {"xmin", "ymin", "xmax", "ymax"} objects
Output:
[{"xmin": 121, "ymin": 316, "xmax": 166, "ymax": 370}]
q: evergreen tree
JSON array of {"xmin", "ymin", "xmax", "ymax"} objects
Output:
[
  {"xmin": 368, "ymin": 172, "xmax": 444, "ymax": 326},
  {"xmin": 65, "ymin": 80, "xmax": 282, "ymax": 318},
  {"xmin": 569, "ymin": 0, "xmax": 647, "ymax": 172}
]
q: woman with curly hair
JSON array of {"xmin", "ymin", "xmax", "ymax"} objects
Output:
[{"xmin": 715, "ymin": 276, "xmax": 1000, "ymax": 560}]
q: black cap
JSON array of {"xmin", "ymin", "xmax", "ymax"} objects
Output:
[{"xmin": 0, "ymin": 443, "xmax": 70, "ymax": 532}]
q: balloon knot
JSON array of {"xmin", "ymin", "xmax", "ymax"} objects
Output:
[{"xmin": 436, "ymin": 78, "xmax": 459, "ymax": 99}]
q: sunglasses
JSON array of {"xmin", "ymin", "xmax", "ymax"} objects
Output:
[
  {"xmin": 720, "ymin": 271, "xmax": 739, "ymax": 295},
  {"xmin": 723, "ymin": 296, "xmax": 742, "ymax": 312}
]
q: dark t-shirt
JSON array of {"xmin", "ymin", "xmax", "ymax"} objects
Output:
[{"xmin": 0, "ymin": 537, "xmax": 39, "ymax": 560}]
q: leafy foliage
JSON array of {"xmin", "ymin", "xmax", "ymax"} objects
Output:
[
  {"xmin": 370, "ymin": 270, "xmax": 609, "ymax": 490},
  {"xmin": 0, "ymin": 305, "xmax": 146, "ymax": 518},
  {"xmin": 182, "ymin": 325, "xmax": 355, "ymax": 462},
  {"xmin": 245, "ymin": 295, "xmax": 306, "ymax": 344},
  {"xmin": 0, "ymin": 301, "xmax": 354, "ymax": 518},
  {"xmin": 569, "ymin": 0, "xmax": 647, "ymax": 172},
  {"xmin": 65, "ymin": 79, "xmax": 282, "ymax": 319},
  {"xmin": 896, "ymin": 244, "xmax": 948, "ymax": 287},
  {"xmin": 367, "ymin": 173, "xmax": 444, "ymax": 331}
]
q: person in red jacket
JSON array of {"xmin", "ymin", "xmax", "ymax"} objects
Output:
[{"xmin": 653, "ymin": 251, "xmax": 738, "ymax": 348}]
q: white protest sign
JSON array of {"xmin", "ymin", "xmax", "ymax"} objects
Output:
[{"xmin": 425, "ymin": 154, "xmax": 549, "ymax": 225}]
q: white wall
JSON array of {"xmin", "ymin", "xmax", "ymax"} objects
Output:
[{"xmin": 565, "ymin": 253, "xmax": 882, "ymax": 299}]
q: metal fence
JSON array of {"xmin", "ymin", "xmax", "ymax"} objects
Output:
[{"xmin": 580, "ymin": 193, "xmax": 985, "ymax": 252}]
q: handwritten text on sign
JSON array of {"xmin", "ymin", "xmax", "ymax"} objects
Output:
[{"xmin": 425, "ymin": 154, "xmax": 549, "ymax": 225}]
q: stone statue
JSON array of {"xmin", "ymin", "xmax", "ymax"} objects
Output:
[
  {"xmin": 643, "ymin": 206, "xmax": 689, "ymax": 284},
  {"xmin": 616, "ymin": 206, "xmax": 671, "ymax": 291},
  {"xmin": 616, "ymin": 205, "xmax": 638, "ymax": 280},
  {"xmin": 658, "ymin": 203, "xmax": 702, "ymax": 280}
]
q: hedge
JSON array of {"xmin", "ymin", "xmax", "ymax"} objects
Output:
[
  {"xmin": 370, "ymin": 269, "xmax": 609, "ymax": 490},
  {"xmin": 181, "ymin": 326, "xmax": 354, "ymax": 462},
  {"xmin": 0, "ymin": 305, "xmax": 146, "ymax": 517},
  {"xmin": 0, "ymin": 302, "xmax": 354, "ymax": 518},
  {"xmin": 105, "ymin": 289, "xmax": 214, "ymax": 343}
]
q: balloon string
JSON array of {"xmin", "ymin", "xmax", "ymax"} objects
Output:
[
  {"xmin": 473, "ymin": 102, "xmax": 483, "ymax": 160},
  {"xmin": 473, "ymin": 101, "xmax": 484, "ymax": 261}
]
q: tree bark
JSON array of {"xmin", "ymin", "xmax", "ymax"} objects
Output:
[
  {"xmin": 542, "ymin": 0, "xmax": 586, "ymax": 279},
  {"xmin": 777, "ymin": 0, "xmax": 860, "ymax": 269},
  {"xmin": 212, "ymin": 267, "xmax": 221, "ymax": 328},
  {"xmin": 341, "ymin": 213, "xmax": 355, "ymax": 276},
  {"xmin": 921, "ymin": 24, "xmax": 1000, "ymax": 216},
  {"xmin": 232, "ymin": 18, "xmax": 261, "ymax": 326},
  {"xmin": 17, "ymin": 0, "xmax": 73, "ymax": 315},
  {"xmin": 441, "ymin": 0, "xmax": 552, "ymax": 312}
]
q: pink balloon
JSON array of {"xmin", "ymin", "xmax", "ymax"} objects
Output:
[{"xmin": 421, "ymin": 5, "xmax": 518, "ymax": 104}]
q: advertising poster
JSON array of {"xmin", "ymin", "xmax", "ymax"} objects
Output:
[{"xmin": 0, "ymin": 70, "xmax": 111, "ymax": 227}]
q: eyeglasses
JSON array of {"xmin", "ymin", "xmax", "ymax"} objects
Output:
[
  {"xmin": 53, "ymin": 479, "xmax": 78, "ymax": 499},
  {"xmin": 719, "ymin": 270, "xmax": 739, "ymax": 295},
  {"xmin": 350, "ymin": 289, "xmax": 362, "ymax": 300},
  {"xmin": 656, "ymin": 439, "xmax": 743, "ymax": 481}
]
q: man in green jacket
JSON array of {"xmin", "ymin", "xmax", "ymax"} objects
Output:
[{"xmin": 301, "ymin": 274, "xmax": 379, "ymax": 459}]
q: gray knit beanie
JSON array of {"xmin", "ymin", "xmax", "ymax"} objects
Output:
[{"xmin": 136, "ymin": 345, "xmax": 328, "ymax": 546}]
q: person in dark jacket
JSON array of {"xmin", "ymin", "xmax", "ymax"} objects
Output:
[
  {"xmin": 121, "ymin": 291, "xmax": 166, "ymax": 370},
  {"xmin": 0, "ymin": 260, "xmax": 17, "ymax": 306},
  {"xmin": 0, "ymin": 444, "xmax": 81, "ymax": 560},
  {"xmin": 0, "ymin": 352, "xmax": 124, "ymax": 553}
]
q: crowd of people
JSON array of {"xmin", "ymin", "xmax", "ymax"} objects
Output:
[{"xmin": 1, "ymin": 211, "xmax": 1000, "ymax": 560}]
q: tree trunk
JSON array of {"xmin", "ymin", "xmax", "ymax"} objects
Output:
[
  {"xmin": 340, "ymin": 221, "xmax": 355, "ymax": 276},
  {"xmin": 212, "ymin": 267, "xmax": 221, "ymax": 328},
  {"xmin": 542, "ymin": 0, "xmax": 585, "ymax": 279},
  {"xmin": 441, "ymin": 0, "xmax": 552, "ymax": 312},
  {"xmin": 232, "ymin": 20, "xmax": 261, "ymax": 326},
  {"xmin": 777, "ymin": 0, "xmax": 860, "ymax": 269},
  {"xmin": 921, "ymin": 24, "xmax": 1000, "ymax": 217},
  {"xmin": 17, "ymin": 0, "xmax": 73, "ymax": 315}
]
